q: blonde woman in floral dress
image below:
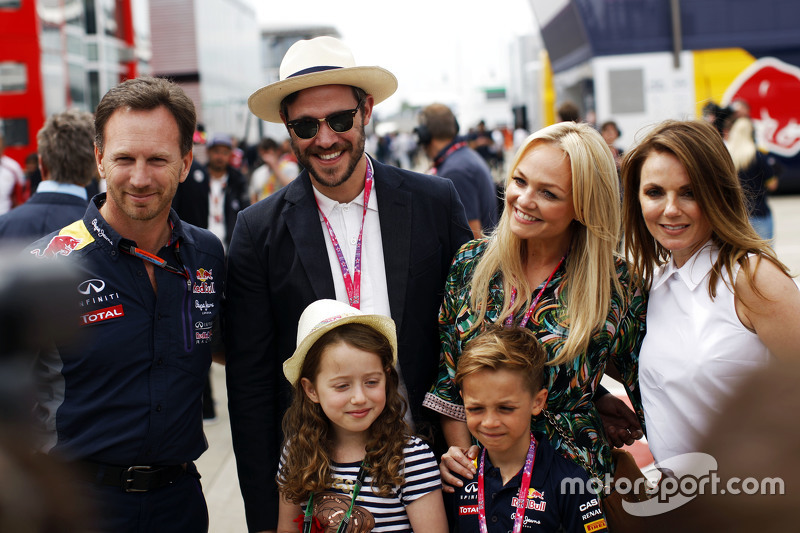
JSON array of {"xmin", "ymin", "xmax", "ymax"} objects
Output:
[{"xmin": 425, "ymin": 122, "xmax": 647, "ymax": 487}]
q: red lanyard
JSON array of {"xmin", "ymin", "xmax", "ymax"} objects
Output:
[
  {"xmin": 429, "ymin": 141, "xmax": 467, "ymax": 175},
  {"xmin": 316, "ymin": 159, "xmax": 374, "ymax": 309},
  {"xmin": 505, "ymin": 256, "xmax": 564, "ymax": 328},
  {"xmin": 477, "ymin": 432, "xmax": 537, "ymax": 533}
]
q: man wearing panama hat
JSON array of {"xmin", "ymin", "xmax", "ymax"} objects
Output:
[{"xmin": 225, "ymin": 36, "xmax": 472, "ymax": 532}]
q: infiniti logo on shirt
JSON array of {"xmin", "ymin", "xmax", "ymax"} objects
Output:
[{"xmin": 78, "ymin": 279, "xmax": 106, "ymax": 295}]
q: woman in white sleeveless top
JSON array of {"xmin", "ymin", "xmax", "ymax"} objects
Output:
[{"xmin": 620, "ymin": 120, "xmax": 800, "ymax": 474}]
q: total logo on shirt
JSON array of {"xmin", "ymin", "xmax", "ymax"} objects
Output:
[{"xmin": 80, "ymin": 304, "xmax": 124, "ymax": 325}]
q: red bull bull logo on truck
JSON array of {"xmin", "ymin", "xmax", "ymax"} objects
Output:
[{"xmin": 723, "ymin": 57, "xmax": 800, "ymax": 157}]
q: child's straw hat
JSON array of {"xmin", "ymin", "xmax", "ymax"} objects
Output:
[{"xmin": 283, "ymin": 299, "xmax": 398, "ymax": 385}]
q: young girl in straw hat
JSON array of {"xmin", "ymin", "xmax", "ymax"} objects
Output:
[{"xmin": 277, "ymin": 299, "xmax": 447, "ymax": 533}]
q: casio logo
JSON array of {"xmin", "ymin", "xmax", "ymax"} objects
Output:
[{"xmin": 579, "ymin": 498, "xmax": 599, "ymax": 512}]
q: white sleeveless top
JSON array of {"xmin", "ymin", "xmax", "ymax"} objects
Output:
[{"xmin": 640, "ymin": 242, "xmax": 772, "ymax": 470}]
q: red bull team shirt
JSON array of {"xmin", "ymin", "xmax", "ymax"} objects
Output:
[
  {"xmin": 28, "ymin": 194, "xmax": 225, "ymax": 466},
  {"xmin": 452, "ymin": 433, "xmax": 608, "ymax": 532}
]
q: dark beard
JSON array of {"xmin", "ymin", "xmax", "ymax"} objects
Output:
[
  {"xmin": 207, "ymin": 161, "xmax": 227, "ymax": 175},
  {"xmin": 291, "ymin": 121, "xmax": 366, "ymax": 190}
]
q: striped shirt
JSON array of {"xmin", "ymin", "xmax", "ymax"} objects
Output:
[{"xmin": 290, "ymin": 436, "xmax": 441, "ymax": 532}]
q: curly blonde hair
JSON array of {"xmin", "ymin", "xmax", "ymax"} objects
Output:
[{"xmin": 277, "ymin": 324, "xmax": 410, "ymax": 503}]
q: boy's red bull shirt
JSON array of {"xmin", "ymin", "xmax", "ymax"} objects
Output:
[
  {"xmin": 451, "ymin": 433, "xmax": 608, "ymax": 533},
  {"xmin": 28, "ymin": 195, "xmax": 225, "ymax": 466}
]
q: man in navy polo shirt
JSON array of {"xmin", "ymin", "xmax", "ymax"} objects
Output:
[
  {"xmin": 417, "ymin": 103, "xmax": 499, "ymax": 239},
  {"xmin": 29, "ymin": 76, "xmax": 224, "ymax": 532}
]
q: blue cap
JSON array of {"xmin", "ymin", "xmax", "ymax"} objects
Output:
[{"xmin": 206, "ymin": 133, "xmax": 233, "ymax": 149}]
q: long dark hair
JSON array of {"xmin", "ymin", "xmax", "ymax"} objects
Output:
[{"xmin": 622, "ymin": 119, "xmax": 789, "ymax": 298}]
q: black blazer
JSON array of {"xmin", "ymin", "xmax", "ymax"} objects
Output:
[
  {"xmin": 224, "ymin": 157, "xmax": 472, "ymax": 530},
  {"xmin": 171, "ymin": 161, "xmax": 249, "ymax": 248}
]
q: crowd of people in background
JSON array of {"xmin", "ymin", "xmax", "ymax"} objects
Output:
[
  {"xmin": 0, "ymin": 132, "xmax": 27, "ymax": 216},
  {"xmin": 6, "ymin": 97, "xmax": 778, "ymax": 255},
  {"xmin": 0, "ymin": 33, "xmax": 797, "ymax": 533},
  {"xmin": 1, "ymin": 94, "xmax": 784, "ymax": 252}
]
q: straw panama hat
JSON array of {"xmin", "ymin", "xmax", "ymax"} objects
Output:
[
  {"xmin": 283, "ymin": 299, "xmax": 398, "ymax": 386},
  {"xmin": 248, "ymin": 36, "xmax": 398, "ymax": 123}
]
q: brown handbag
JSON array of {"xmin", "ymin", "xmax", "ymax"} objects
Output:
[
  {"xmin": 543, "ymin": 411, "xmax": 654, "ymax": 533},
  {"xmin": 600, "ymin": 448, "xmax": 653, "ymax": 532}
]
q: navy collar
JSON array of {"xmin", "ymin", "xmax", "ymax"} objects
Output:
[
  {"xmin": 481, "ymin": 432, "xmax": 555, "ymax": 490},
  {"xmin": 85, "ymin": 194, "xmax": 188, "ymax": 252},
  {"xmin": 433, "ymin": 138, "xmax": 467, "ymax": 167}
]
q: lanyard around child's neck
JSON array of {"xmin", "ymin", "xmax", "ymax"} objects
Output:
[
  {"xmin": 303, "ymin": 461, "xmax": 369, "ymax": 533},
  {"xmin": 477, "ymin": 432, "xmax": 537, "ymax": 533}
]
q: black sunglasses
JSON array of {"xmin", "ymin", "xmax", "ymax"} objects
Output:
[{"xmin": 286, "ymin": 101, "xmax": 363, "ymax": 140}]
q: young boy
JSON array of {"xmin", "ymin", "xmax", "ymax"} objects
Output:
[{"xmin": 452, "ymin": 326, "xmax": 608, "ymax": 532}]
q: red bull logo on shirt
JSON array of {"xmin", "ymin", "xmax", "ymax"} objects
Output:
[
  {"xmin": 196, "ymin": 268, "xmax": 213, "ymax": 282},
  {"xmin": 193, "ymin": 282, "xmax": 215, "ymax": 294},
  {"xmin": 31, "ymin": 235, "xmax": 82, "ymax": 258},
  {"xmin": 30, "ymin": 221, "xmax": 93, "ymax": 259},
  {"xmin": 194, "ymin": 268, "xmax": 215, "ymax": 294},
  {"xmin": 723, "ymin": 57, "xmax": 800, "ymax": 157},
  {"xmin": 528, "ymin": 488, "xmax": 545, "ymax": 500},
  {"xmin": 512, "ymin": 496, "xmax": 546, "ymax": 511}
]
